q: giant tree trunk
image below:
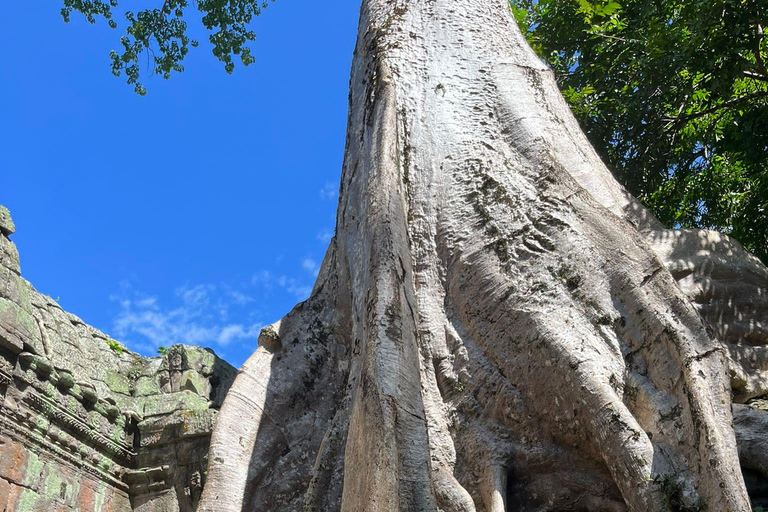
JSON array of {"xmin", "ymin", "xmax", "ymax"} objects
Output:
[{"xmin": 197, "ymin": 1, "xmax": 758, "ymax": 510}]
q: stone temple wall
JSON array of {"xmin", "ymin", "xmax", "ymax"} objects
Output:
[{"xmin": 0, "ymin": 205, "xmax": 237, "ymax": 512}]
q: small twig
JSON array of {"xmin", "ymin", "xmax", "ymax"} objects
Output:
[
  {"xmin": 755, "ymin": 24, "xmax": 767, "ymax": 78},
  {"xmin": 663, "ymin": 93, "xmax": 690, "ymax": 132},
  {"xmin": 592, "ymin": 33, "xmax": 628, "ymax": 43}
]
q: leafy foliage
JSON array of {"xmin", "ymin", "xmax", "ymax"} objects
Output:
[
  {"xmin": 511, "ymin": 0, "xmax": 768, "ymax": 263},
  {"xmin": 105, "ymin": 338, "xmax": 125, "ymax": 354},
  {"xmin": 61, "ymin": 0, "xmax": 273, "ymax": 95}
]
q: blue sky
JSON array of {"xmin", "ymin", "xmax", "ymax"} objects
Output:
[{"xmin": 1, "ymin": 1, "xmax": 361, "ymax": 367}]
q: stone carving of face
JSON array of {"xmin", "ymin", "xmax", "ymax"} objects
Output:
[{"xmin": 170, "ymin": 352, "xmax": 183, "ymax": 371}]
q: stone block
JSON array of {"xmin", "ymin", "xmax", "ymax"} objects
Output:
[
  {"xmin": 0, "ymin": 477, "xmax": 9, "ymax": 511},
  {"xmin": 0, "ymin": 206, "xmax": 14, "ymax": 237},
  {"xmin": 0, "ymin": 235, "xmax": 20, "ymax": 274},
  {"xmin": 140, "ymin": 391, "xmax": 209, "ymax": 419},
  {"xmin": 133, "ymin": 375, "xmax": 162, "ymax": 397},
  {"xmin": 0, "ymin": 436, "xmax": 30, "ymax": 485},
  {"xmin": 0, "ymin": 297, "xmax": 42, "ymax": 354},
  {"xmin": 0, "ymin": 268, "xmax": 30, "ymax": 310},
  {"xmin": 179, "ymin": 370, "xmax": 209, "ymax": 397}
]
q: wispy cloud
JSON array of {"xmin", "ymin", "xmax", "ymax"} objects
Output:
[
  {"xmin": 317, "ymin": 229, "xmax": 333, "ymax": 244},
  {"xmin": 111, "ymin": 258, "xmax": 320, "ymax": 358},
  {"xmin": 319, "ymin": 181, "xmax": 338, "ymax": 200},
  {"xmin": 217, "ymin": 324, "xmax": 261, "ymax": 346},
  {"xmin": 226, "ymin": 289, "xmax": 256, "ymax": 306},
  {"xmin": 250, "ymin": 268, "xmax": 313, "ymax": 300},
  {"xmin": 111, "ymin": 283, "xmax": 262, "ymax": 355},
  {"xmin": 302, "ymin": 258, "xmax": 320, "ymax": 277}
]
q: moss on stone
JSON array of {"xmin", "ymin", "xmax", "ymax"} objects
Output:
[
  {"xmin": 23, "ymin": 451, "xmax": 45, "ymax": 489},
  {"xmin": 15, "ymin": 488, "xmax": 40, "ymax": 512},
  {"xmin": 133, "ymin": 375, "xmax": 162, "ymax": 397},
  {"xmin": 92, "ymin": 481, "xmax": 106, "ymax": 511},
  {"xmin": 104, "ymin": 370, "xmax": 131, "ymax": 396},
  {"xmin": 43, "ymin": 470, "xmax": 64, "ymax": 501},
  {"xmin": 35, "ymin": 415, "xmax": 50, "ymax": 434},
  {"xmin": 139, "ymin": 390, "xmax": 209, "ymax": 418}
]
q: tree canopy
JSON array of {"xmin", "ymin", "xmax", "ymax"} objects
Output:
[
  {"xmin": 510, "ymin": 0, "xmax": 768, "ymax": 263},
  {"xmin": 60, "ymin": 0, "xmax": 273, "ymax": 95}
]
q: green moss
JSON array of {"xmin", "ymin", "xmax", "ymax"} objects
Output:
[
  {"xmin": 112, "ymin": 423, "xmax": 126, "ymax": 443},
  {"xmin": 44, "ymin": 382, "xmax": 56, "ymax": 399},
  {"xmin": 132, "ymin": 376, "xmax": 161, "ymax": 397},
  {"xmin": 180, "ymin": 370, "xmax": 208, "ymax": 396},
  {"xmin": 0, "ymin": 297, "xmax": 36, "ymax": 336},
  {"xmin": 35, "ymin": 415, "xmax": 50, "ymax": 433},
  {"xmin": 104, "ymin": 370, "xmax": 131, "ymax": 395},
  {"xmin": 656, "ymin": 476, "xmax": 707, "ymax": 511},
  {"xmin": 43, "ymin": 471, "xmax": 65, "ymax": 501},
  {"xmin": 23, "ymin": 451, "xmax": 45, "ymax": 488},
  {"xmin": 184, "ymin": 345, "xmax": 215, "ymax": 371},
  {"xmin": 139, "ymin": 390, "xmax": 208, "ymax": 417},
  {"xmin": 14, "ymin": 488, "xmax": 41, "ymax": 512},
  {"xmin": 92, "ymin": 480, "xmax": 106, "ymax": 511},
  {"xmin": 66, "ymin": 396, "xmax": 79, "ymax": 414}
]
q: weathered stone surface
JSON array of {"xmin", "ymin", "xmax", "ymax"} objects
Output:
[
  {"xmin": 0, "ymin": 205, "xmax": 235, "ymax": 512},
  {"xmin": 0, "ymin": 296, "xmax": 39, "ymax": 353},
  {"xmin": 651, "ymin": 228, "xmax": 768, "ymax": 402},
  {"xmin": 0, "ymin": 205, "xmax": 15, "ymax": 236},
  {"xmin": 734, "ymin": 401, "xmax": 768, "ymax": 508},
  {"xmin": 0, "ymin": 234, "xmax": 20, "ymax": 274},
  {"xmin": 734, "ymin": 402, "xmax": 768, "ymax": 477}
]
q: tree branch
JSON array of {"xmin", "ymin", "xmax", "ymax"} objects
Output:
[
  {"xmin": 662, "ymin": 91, "xmax": 768, "ymax": 126},
  {"xmin": 743, "ymin": 70, "xmax": 768, "ymax": 83}
]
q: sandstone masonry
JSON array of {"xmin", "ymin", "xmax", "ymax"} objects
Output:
[{"xmin": 0, "ymin": 205, "xmax": 236, "ymax": 512}]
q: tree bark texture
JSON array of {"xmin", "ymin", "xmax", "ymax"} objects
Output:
[{"xmin": 198, "ymin": 1, "xmax": 767, "ymax": 510}]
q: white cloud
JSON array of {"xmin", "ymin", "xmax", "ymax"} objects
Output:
[
  {"xmin": 217, "ymin": 324, "xmax": 261, "ymax": 347},
  {"xmin": 251, "ymin": 270, "xmax": 274, "ymax": 289},
  {"xmin": 111, "ymin": 283, "xmax": 262, "ymax": 354},
  {"xmin": 135, "ymin": 297, "xmax": 158, "ymax": 309},
  {"xmin": 228, "ymin": 290, "xmax": 255, "ymax": 306},
  {"xmin": 319, "ymin": 181, "xmax": 338, "ymax": 200},
  {"xmin": 111, "ymin": 258, "xmax": 323, "ymax": 357},
  {"xmin": 302, "ymin": 258, "xmax": 320, "ymax": 276},
  {"xmin": 250, "ymin": 263, "xmax": 315, "ymax": 301},
  {"xmin": 286, "ymin": 282, "xmax": 313, "ymax": 300},
  {"xmin": 317, "ymin": 229, "xmax": 333, "ymax": 244},
  {"xmin": 176, "ymin": 284, "xmax": 213, "ymax": 311}
]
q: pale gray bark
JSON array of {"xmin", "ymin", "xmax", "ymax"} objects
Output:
[{"xmin": 198, "ymin": 1, "xmax": 762, "ymax": 511}]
